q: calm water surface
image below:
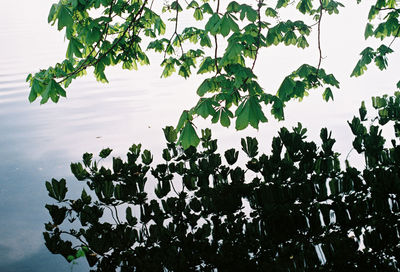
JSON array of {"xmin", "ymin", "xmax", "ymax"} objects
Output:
[{"xmin": 0, "ymin": 1, "xmax": 399, "ymax": 271}]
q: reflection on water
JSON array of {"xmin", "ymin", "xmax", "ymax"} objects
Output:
[{"xmin": 1, "ymin": 1, "xmax": 400, "ymax": 271}]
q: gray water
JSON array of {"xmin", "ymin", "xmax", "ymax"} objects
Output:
[{"xmin": 1, "ymin": 1, "xmax": 399, "ymax": 271}]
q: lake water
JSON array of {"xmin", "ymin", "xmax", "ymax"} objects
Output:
[{"xmin": 1, "ymin": 1, "xmax": 399, "ymax": 271}]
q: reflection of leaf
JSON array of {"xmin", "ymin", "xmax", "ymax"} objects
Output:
[
  {"xmin": 99, "ymin": 148, "xmax": 112, "ymax": 159},
  {"xmin": 45, "ymin": 178, "xmax": 68, "ymax": 202}
]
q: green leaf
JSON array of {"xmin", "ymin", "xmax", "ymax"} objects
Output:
[
  {"xmin": 322, "ymin": 87, "xmax": 334, "ymax": 102},
  {"xmin": 323, "ymin": 73, "xmax": 340, "ymax": 88},
  {"xmin": 41, "ymin": 80, "xmax": 64, "ymax": 104},
  {"xmin": 297, "ymin": 35, "xmax": 309, "ymax": 48},
  {"xmin": 177, "ymin": 110, "xmax": 190, "ymax": 131},
  {"xmin": 200, "ymin": 32, "xmax": 212, "ymax": 47},
  {"xmin": 178, "ymin": 122, "xmax": 200, "ymax": 149},
  {"xmin": 195, "ymin": 98, "xmax": 216, "ymax": 118},
  {"xmin": 297, "ymin": 0, "xmax": 313, "ymax": 14},
  {"xmin": 377, "ymin": 44, "xmax": 393, "ymax": 55},
  {"xmin": 201, "ymin": 3, "xmax": 213, "ymax": 14},
  {"xmin": 71, "ymin": 0, "xmax": 79, "ymax": 9},
  {"xmin": 197, "ymin": 78, "xmax": 213, "ymax": 96},
  {"xmin": 351, "ymin": 47, "xmax": 375, "ymax": 77},
  {"xmin": 66, "ymin": 38, "xmax": 84, "ymax": 59},
  {"xmin": 220, "ymin": 109, "xmax": 231, "ymax": 127},
  {"xmin": 193, "ymin": 8, "xmax": 203, "ymax": 20},
  {"xmin": 87, "ymin": 27, "xmax": 102, "ymax": 44},
  {"xmin": 220, "ymin": 15, "xmax": 231, "ymax": 37},
  {"xmin": 235, "ymin": 96, "xmax": 268, "ymax": 130},
  {"xmin": 198, "ymin": 57, "xmax": 215, "ymax": 74},
  {"xmin": 245, "ymin": 7, "xmax": 258, "ymax": 22},
  {"xmin": 29, "ymin": 79, "xmax": 42, "ymax": 103},
  {"xmin": 227, "ymin": 1, "xmax": 241, "ymax": 13},
  {"xmin": 271, "ymin": 96, "xmax": 285, "ymax": 120},
  {"xmin": 364, "ymin": 23, "xmax": 374, "ymax": 39},
  {"xmin": 205, "ymin": 13, "xmax": 221, "ymax": 35},
  {"xmin": 374, "ymin": 55, "xmax": 387, "ymax": 70},
  {"xmin": 57, "ymin": 5, "xmax": 74, "ymax": 31},
  {"xmin": 265, "ymin": 7, "xmax": 277, "ymax": 17},
  {"xmin": 221, "ymin": 43, "xmax": 243, "ymax": 65},
  {"xmin": 161, "ymin": 58, "xmax": 177, "ymax": 78},
  {"xmin": 283, "ymin": 31, "xmax": 297, "ymax": 46},
  {"xmin": 368, "ymin": 5, "xmax": 379, "ymax": 20},
  {"xmin": 277, "ymin": 0, "xmax": 290, "ymax": 8},
  {"xmin": 277, "ymin": 77, "xmax": 295, "ymax": 102},
  {"xmin": 48, "ymin": 4, "xmax": 59, "ymax": 24},
  {"xmin": 187, "ymin": 0, "xmax": 199, "ymax": 8},
  {"xmin": 359, "ymin": 101, "xmax": 367, "ymax": 121}
]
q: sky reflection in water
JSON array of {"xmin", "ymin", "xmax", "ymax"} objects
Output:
[{"xmin": 0, "ymin": 1, "xmax": 399, "ymax": 271}]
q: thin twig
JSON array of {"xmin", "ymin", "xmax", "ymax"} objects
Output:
[
  {"xmin": 316, "ymin": 0, "xmax": 323, "ymax": 75},
  {"xmin": 60, "ymin": 231, "xmax": 88, "ymax": 246},
  {"xmin": 164, "ymin": 0, "xmax": 184, "ymax": 58},
  {"xmin": 345, "ymin": 147, "xmax": 354, "ymax": 162},
  {"xmin": 214, "ymin": 0, "xmax": 220, "ymax": 74},
  {"xmin": 388, "ymin": 26, "xmax": 400, "ymax": 48},
  {"xmin": 113, "ymin": 205, "xmax": 122, "ymax": 224},
  {"xmin": 170, "ymin": 180, "xmax": 180, "ymax": 196},
  {"xmin": 106, "ymin": 205, "xmax": 119, "ymax": 225},
  {"xmin": 251, "ymin": 0, "xmax": 263, "ymax": 71},
  {"xmin": 376, "ymin": 7, "xmax": 400, "ymax": 11}
]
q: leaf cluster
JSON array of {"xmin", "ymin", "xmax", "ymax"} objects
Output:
[
  {"xmin": 28, "ymin": 0, "xmax": 344, "ymax": 147},
  {"xmin": 352, "ymin": 0, "xmax": 400, "ymax": 81}
]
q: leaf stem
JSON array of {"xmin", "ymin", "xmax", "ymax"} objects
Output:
[{"xmin": 316, "ymin": 0, "xmax": 323, "ymax": 75}]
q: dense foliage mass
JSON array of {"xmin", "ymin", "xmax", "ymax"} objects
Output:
[
  {"xmin": 26, "ymin": 0, "xmax": 400, "ymax": 148},
  {"xmin": 44, "ymin": 93, "xmax": 400, "ymax": 271}
]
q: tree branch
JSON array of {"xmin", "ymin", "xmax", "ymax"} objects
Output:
[{"xmin": 57, "ymin": 0, "xmax": 148, "ymax": 84}]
